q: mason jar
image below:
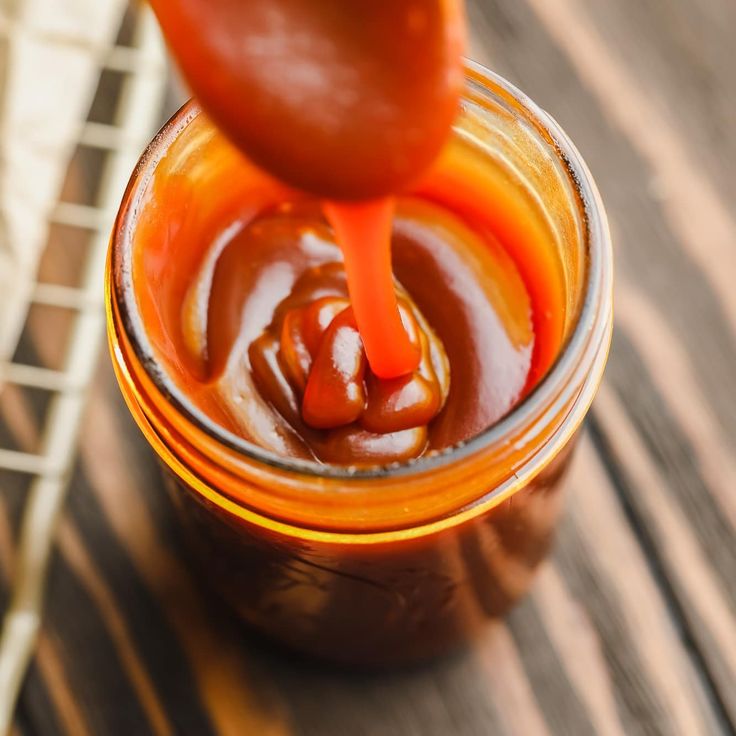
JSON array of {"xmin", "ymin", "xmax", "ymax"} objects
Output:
[{"xmin": 107, "ymin": 61, "xmax": 613, "ymax": 665}]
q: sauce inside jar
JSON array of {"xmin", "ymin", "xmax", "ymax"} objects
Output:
[
  {"xmin": 132, "ymin": 125, "xmax": 565, "ymax": 465},
  {"xmin": 142, "ymin": 0, "xmax": 565, "ymax": 466}
]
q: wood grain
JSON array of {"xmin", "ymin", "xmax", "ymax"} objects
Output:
[{"xmin": 0, "ymin": 0, "xmax": 734, "ymax": 733}]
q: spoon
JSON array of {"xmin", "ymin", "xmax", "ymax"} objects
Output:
[{"xmin": 149, "ymin": 0, "xmax": 466, "ymax": 200}]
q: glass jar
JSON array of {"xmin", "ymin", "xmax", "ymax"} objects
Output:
[{"xmin": 107, "ymin": 61, "xmax": 612, "ymax": 666}]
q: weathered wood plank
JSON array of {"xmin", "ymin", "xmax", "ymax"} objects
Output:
[
  {"xmin": 0, "ymin": 501, "xmax": 91, "ymax": 736},
  {"xmin": 54, "ymin": 519, "xmax": 171, "ymax": 736},
  {"xmin": 528, "ymin": 566, "xmax": 624, "ymax": 736},
  {"xmin": 553, "ymin": 439, "xmax": 723, "ymax": 735},
  {"xmin": 592, "ymin": 384, "xmax": 736, "ymax": 726},
  {"xmin": 605, "ymin": 327, "xmax": 736, "ymax": 602},
  {"xmin": 572, "ymin": 0, "xmax": 736, "ymax": 197}
]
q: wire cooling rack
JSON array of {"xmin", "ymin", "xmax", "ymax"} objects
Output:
[{"xmin": 0, "ymin": 7, "xmax": 167, "ymax": 732}]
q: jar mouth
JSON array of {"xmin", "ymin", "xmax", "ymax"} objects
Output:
[{"xmin": 112, "ymin": 59, "xmax": 612, "ymax": 482}]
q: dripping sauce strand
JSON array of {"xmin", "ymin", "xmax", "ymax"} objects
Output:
[
  {"xmin": 322, "ymin": 199, "xmax": 420, "ymax": 379},
  {"xmin": 149, "ymin": 0, "xmax": 467, "ymax": 380},
  {"xmin": 145, "ymin": 0, "xmax": 566, "ymax": 465}
]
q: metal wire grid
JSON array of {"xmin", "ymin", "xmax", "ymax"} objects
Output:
[{"xmin": 0, "ymin": 9, "xmax": 167, "ymax": 733}]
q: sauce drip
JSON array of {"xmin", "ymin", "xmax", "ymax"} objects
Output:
[
  {"xmin": 162, "ymin": 195, "xmax": 540, "ymax": 465},
  {"xmin": 150, "ymin": 0, "xmax": 466, "ymax": 381},
  {"xmin": 244, "ymin": 238, "xmax": 451, "ymax": 463},
  {"xmin": 322, "ymin": 200, "xmax": 420, "ymax": 378},
  {"xmin": 132, "ymin": 122, "xmax": 565, "ymax": 465},
  {"xmin": 143, "ymin": 3, "xmax": 565, "ymax": 466}
]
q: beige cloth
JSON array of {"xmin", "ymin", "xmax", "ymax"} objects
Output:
[{"xmin": 0, "ymin": 0, "xmax": 127, "ymax": 364}]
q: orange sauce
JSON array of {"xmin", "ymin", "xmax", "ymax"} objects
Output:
[
  {"xmin": 131, "ymin": 132, "xmax": 565, "ymax": 464},
  {"xmin": 146, "ymin": 1, "xmax": 503, "ymax": 459}
]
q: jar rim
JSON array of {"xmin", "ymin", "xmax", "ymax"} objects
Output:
[{"xmin": 111, "ymin": 59, "xmax": 612, "ymax": 482}]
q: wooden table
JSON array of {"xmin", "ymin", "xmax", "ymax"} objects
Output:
[{"xmin": 2, "ymin": 0, "xmax": 735, "ymax": 733}]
